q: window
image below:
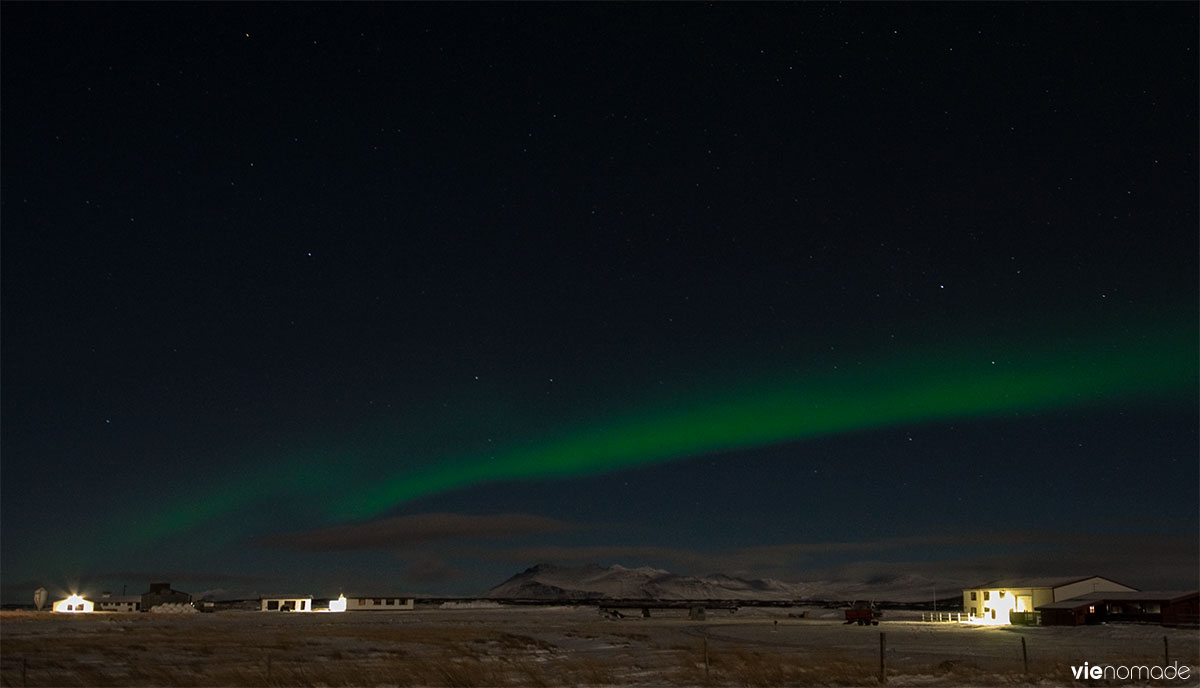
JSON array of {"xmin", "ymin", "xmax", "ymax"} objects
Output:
[
  {"xmin": 983, "ymin": 591, "xmax": 990, "ymax": 601},
  {"xmin": 970, "ymin": 606, "xmax": 977, "ymax": 615},
  {"xmin": 358, "ymin": 598, "xmax": 365, "ymax": 606},
  {"xmin": 267, "ymin": 600, "xmax": 279, "ymax": 611},
  {"xmin": 970, "ymin": 592, "xmax": 977, "ymax": 600},
  {"xmin": 374, "ymin": 598, "xmax": 382, "ymax": 605},
  {"xmin": 386, "ymin": 598, "xmax": 395, "ymax": 605}
]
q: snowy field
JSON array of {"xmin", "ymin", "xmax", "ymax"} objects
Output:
[{"xmin": 1, "ymin": 606, "xmax": 1196, "ymax": 686}]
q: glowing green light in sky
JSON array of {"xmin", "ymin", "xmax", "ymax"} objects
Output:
[
  {"xmin": 103, "ymin": 319, "xmax": 1195, "ymax": 552},
  {"xmin": 333, "ymin": 324, "xmax": 1195, "ymax": 520}
]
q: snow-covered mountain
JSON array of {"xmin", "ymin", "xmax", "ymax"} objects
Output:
[{"xmin": 485, "ymin": 564, "xmax": 951, "ymax": 602}]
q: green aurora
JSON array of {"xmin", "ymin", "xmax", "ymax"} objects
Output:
[
  {"xmin": 105, "ymin": 319, "xmax": 1196, "ymax": 553},
  {"xmin": 336, "ymin": 324, "xmax": 1195, "ymax": 520}
]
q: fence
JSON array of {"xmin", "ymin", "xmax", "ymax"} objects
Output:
[{"xmin": 919, "ymin": 611, "xmax": 966, "ymax": 623}]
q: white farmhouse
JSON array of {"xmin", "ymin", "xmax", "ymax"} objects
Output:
[
  {"xmin": 962, "ymin": 576, "xmax": 1136, "ymax": 624},
  {"xmin": 260, "ymin": 595, "xmax": 313, "ymax": 612}
]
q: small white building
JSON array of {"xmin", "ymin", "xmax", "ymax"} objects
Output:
[
  {"xmin": 962, "ymin": 576, "xmax": 1136, "ymax": 625},
  {"xmin": 52, "ymin": 595, "xmax": 94, "ymax": 613},
  {"xmin": 260, "ymin": 595, "xmax": 313, "ymax": 612},
  {"xmin": 96, "ymin": 593, "xmax": 141, "ymax": 612},
  {"xmin": 343, "ymin": 595, "xmax": 415, "ymax": 611}
]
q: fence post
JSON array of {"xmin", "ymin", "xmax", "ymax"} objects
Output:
[
  {"xmin": 703, "ymin": 635, "xmax": 710, "ymax": 684},
  {"xmin": 1021, "ymin": 636, "xmax": 1028, "ymax": 674},
  {"xmin": 1163, "ymin": 636, "xmax": 1169, "ymax": 665},
  {"xmin": 879, "ymin": 631, "xmax": 887, "ymax": 684}
]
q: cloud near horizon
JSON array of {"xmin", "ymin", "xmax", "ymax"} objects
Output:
[{"xmin": 257, "ymin": 512, "xmax": 574, "ymax": 552}]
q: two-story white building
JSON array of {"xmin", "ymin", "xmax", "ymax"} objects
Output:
[{"xmin": 962, "ymin": 576, "xmax": 1136, "ymax": 624}]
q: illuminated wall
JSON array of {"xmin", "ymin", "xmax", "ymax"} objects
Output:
[
  {"xmin": 52, "ymin": 595, "xmax": 94, "ymax": 613},
  {"xmin": 963, "ymin": 588, "xmax": 1018, "ymax": 625},
  {"xmin": 260, "ymin": 597, "xmax": 312, "ymax": 612}
]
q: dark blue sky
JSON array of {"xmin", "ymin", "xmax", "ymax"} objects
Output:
[{"xmin": 2, "ymin": 3, "xmax": 1196, "ymax": 602}]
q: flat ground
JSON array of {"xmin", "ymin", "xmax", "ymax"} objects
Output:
[{"xmin": 1, "ymin": 606, "xmax": 1196, "ymax": 686}]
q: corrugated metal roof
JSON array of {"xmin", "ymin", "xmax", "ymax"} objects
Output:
[
  {"xmin": 971, "ymin": 576, "xmax": 1098, "ymax": 589},
  {"xmin": 1037, "ymin": 590, "xmax": 1198, "ymax": 609}
]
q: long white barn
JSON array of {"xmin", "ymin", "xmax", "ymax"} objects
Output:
[{"xmin": 342, "ymin": 595, "xmax": 414, "ymax": 611}]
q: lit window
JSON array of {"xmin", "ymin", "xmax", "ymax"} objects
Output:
[{"xmin": 358, "ymin": 599, "xmax": 365, "ymax": 605}]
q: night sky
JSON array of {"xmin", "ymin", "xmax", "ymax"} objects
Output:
[{"xmin": 2, "ymin": 3, "xmax": 1196, "ymax": 602}]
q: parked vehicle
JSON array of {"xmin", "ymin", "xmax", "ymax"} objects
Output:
[{"xmin": 844, "ymin": 601, "xmax": 881, "ymax": 625}]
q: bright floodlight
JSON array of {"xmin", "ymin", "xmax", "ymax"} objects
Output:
[
  {"xmin": 53, "ymin": 594, "xmax": 94, "ymax": 613},
  {"xmin": 328, "ymin": 594, "xmax": 347, "ymax": 612}
]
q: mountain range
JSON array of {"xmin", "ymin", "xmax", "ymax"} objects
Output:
[{"xmin": 485, "ymin": 563, "xmax": 956, "ymax": 603}]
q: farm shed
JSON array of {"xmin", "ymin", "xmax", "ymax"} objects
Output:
[
  {"xmin": 1038, "ymin": 590, "xmax": 1199, "ymax": 626},
  {"xmin": 96, "ymin": 593, "xmax": 141, "ymax": 612},
  {"xmin": 343, "ymin": 595, "xmax": 415, "ymax": 611},
  {"xmin": 141, "ymin": 582, "xmax": 192, "ymax": 611},
  {"xmin": 962, "ymin": 576, "xmax": 1136, "ymax": 625},
  {"xmin": 1162, "ymin": 591, "xmax": 1199, "ymax": 627},
  {"xmin": 260, "ymin": 595, "xmax": 314, "ymax": 612}
]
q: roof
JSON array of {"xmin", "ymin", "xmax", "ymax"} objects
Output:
[
  {"xmin": 970, "ymin": 576, "xmax": 1128, "ymax": 590},
  {"xmin": 1037, "ymin": 590, "xmax": 1198, "ymax": 610},
  {"xmin": 343, "ymin": 594, "xmax": 414, "ymax": 599},
  {"xmin": 1037, "ymin": 598, "xmax": 1102, "ymax": 610},
  {"xmin": 97, "ymin": 595, "xmax": 141, "ymax": 603},
  {"xmin": 260, "ymin": 594, "xmax": 313, "ymax": 600},
  {"xmin": 1071, "ymin": 590, "xmax": 1197, "ymax": 602}
]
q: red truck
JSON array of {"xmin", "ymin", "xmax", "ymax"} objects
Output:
[{"xmin": 844, "ymin": 602, "xmax": 881, "ymax": 625}]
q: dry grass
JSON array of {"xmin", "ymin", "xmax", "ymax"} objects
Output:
[
  {"xmin": 0, "ymin": 618, "xmax": 603, "ymax": 688},
  {"xmin": 668, "ymin": 647, "xmax": 879, "ymax": 687},
  {"xmin": 2, "ymin": 611, "xmax": 1195, "ymax": 687}
]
